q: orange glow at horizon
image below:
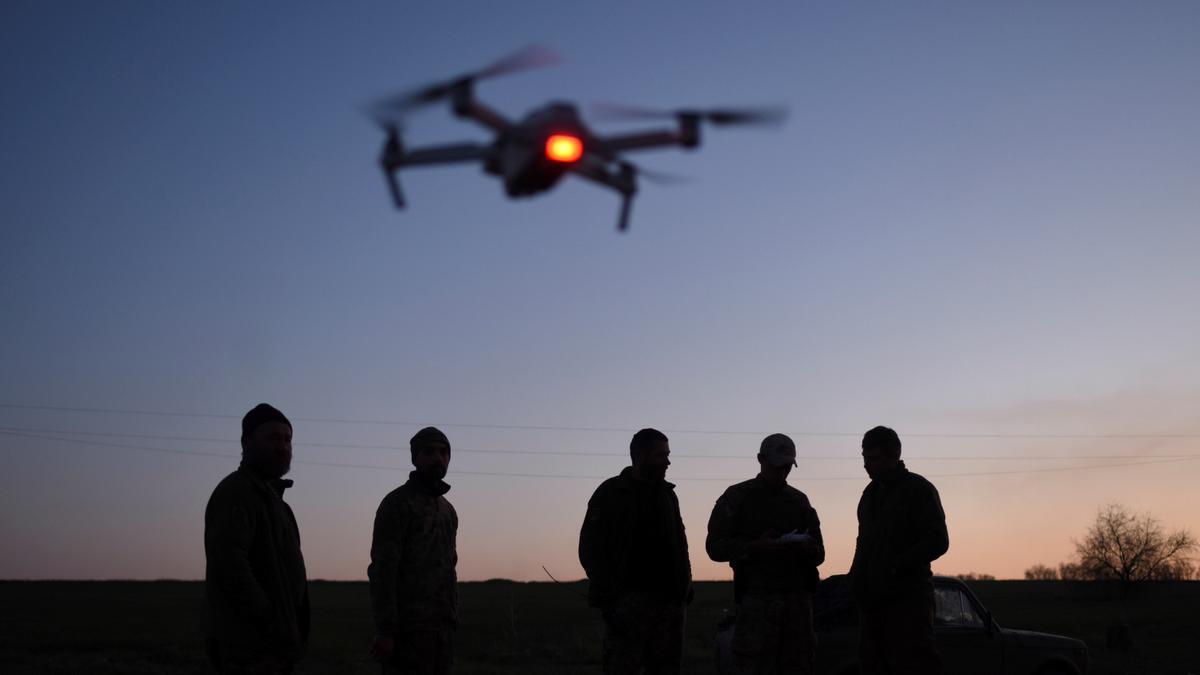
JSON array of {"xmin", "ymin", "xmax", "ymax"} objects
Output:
[{"xmin": 545, "ymin": 134, "xmax": 584, "ymax": 162}]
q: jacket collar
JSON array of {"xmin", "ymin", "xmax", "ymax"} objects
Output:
[
  {"xmin": 406, "ymin": 470, "xmax": 451, "ymax": 497},
  {"xmin": 750, "ymin": 473, "xmax": 789, "ymax": 493},
  {"xmin": 237, "ymin": 463, "xmax": 294, "ymax": 497},
  {"xmin": 618, "ymin": 465, "xmax": 676, "ymax": 490},
  {"xmin": 872, "ymin": 460, "xmax": 909, "ymax": 487}
]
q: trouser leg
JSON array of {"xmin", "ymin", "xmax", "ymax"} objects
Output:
[
  {"xmin": 859, "ymin": 596, "xmax": 940, "ymax": 675},
  {"xmin": 733, "ymin": 594, "xmax": 776, "ymax": 675},
  {"xmin": 603, "ymin": 593, "xmax": 685, "ymax": 675},
  {"xmin": 884, "ymin": 597, "xmax": 939, "ymax": 675},
  {"xmin": 858, "ymin": 608, "xmax": 888, "ymax": 675},
  {"xmin": 735, "ymin": 592, "xmax": 815, "ymax": 675},
  {"xmin": 775, "ymin": 592, "xmax": 815, "ymax": 675},
  {"xmin": 643, "ymin": 601, "xmax": 685, "ymax": 675}
]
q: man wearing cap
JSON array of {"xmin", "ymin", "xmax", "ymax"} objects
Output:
[
  {"xmin": 706, "ymin": 433, "xmax": 825, "ymax": 675},
  {"xmin": 368, "ymin": 426, "xmax": 459, "ymax": 675},
  {"xmin": 851, "ymin": 426, "xmax": 948, "ymax": 675},
  {"xmin": 579, "ymin": 428, "xmax": 693, "ymax": 675},
  {"xmin": 204, "ymin": 403, "xmax": 310, "ymax": 674}
]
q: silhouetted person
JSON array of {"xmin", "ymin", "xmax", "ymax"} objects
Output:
[
  {"xmin": 204, "ymin": 403, "xmax": 309, "ymax": 674},
  {"xmin": 368, "ymin": 426, "xmax": 459, "ymax": 675},
  {"xmin": 579, "ymin": 428, "xmax": 693, "ymax": 675},
  {"xmin": 850, "ymin": 426, "xmax": 949, "ymax": 674},
  {"xmin": 706, "ymin": 433, "xmax": 825, "ymax": 674}
]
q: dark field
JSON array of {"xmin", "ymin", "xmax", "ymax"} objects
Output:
[{"xmin": 2, "ymin": 579, "xmax": 1197, "ymax": 674}]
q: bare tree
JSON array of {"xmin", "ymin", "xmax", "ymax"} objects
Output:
[
  {"xmin": 1073, "ymin": 503, "xmax": 1197, "ymax": 586},
  {"xmin": 1153, "ymin": 557, "xmax": 1196, "ymax": 581},
  {"xmin": 1023, "ymin": 564, "xmax": 1057, "ymax": 580},
  {"xmin": 1057, "ymin": 562, "xmax": 1086, "ymax": 581}
]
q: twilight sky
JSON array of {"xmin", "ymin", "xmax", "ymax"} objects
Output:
[{"xmin": 1, "ymin": 1, "xmax": 1198, "ymax": 582}]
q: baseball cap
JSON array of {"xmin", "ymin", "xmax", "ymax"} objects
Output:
[{"xmin": 759, "ymin": 433, "xmax": 797, "ymax": 467}]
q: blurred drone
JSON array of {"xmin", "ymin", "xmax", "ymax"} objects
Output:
[{"xmin": 365, "ymin": 46, "xmax": 785, "ymax": 231}]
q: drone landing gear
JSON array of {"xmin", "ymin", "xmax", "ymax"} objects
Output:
[
  {"xmin": 616, "ymin": 163, "xmax": 637, "ymax": 233},
  {"xmin": 383, "ymin": 168, "xmax": 406, "ymax": 209},
  {"xmin": 617, "ymin": 192, "xmax": 634, "ymax": 233},
  {"xmin": 380, "ymin": 130, "xmax": 406, "ymax": 208}
]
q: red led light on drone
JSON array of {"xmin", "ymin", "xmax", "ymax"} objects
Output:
[{"xmin": 545, "ymin": 134, "xmax": 584, "ymax": 162}]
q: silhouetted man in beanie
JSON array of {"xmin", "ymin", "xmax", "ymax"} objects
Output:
[
  {"xmin": 205, "ymin": 403, "xmax": 309, "ymax": 674},
  {"xmin": 369, "ymin": 426, "xmax": 459, "ymax": 675},
  {"xmin": 851, "ymin": 426, "xmax": 948, "ymax": 674},
  {"xmin": 579, "ymin": 428, "xmax": 693, "ymax": 675}
]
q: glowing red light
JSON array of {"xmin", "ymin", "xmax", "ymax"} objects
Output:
[{"xmin": 545, "ymin": 134, "xmax": 583, "ymax": 162}]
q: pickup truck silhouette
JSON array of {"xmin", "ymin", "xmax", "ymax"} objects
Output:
[{"xmin": 716, "ymin": 574, "xmax": 1089, "ymax": 675}]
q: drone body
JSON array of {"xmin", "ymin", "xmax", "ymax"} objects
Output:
[
  {"xmin": 368, "ymin": 46, "xmax": 782, "ymax": 231},
  {"xmin": 486, "ymin": 102, "xmax": 590, "ymax": 198}
]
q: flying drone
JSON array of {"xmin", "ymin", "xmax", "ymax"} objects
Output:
[{"xmin": 366, "ymin": 46, "xmax": 784, "ymax": 232}]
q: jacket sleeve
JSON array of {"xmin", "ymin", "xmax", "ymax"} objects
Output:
[
  {"xmin": 807, "ymin": 502, "xmax": 826, "ymax": 568},
  {"xmin": 204, "ymin": 489, "xmax": 272, "ymax": 620},
  {"xmin": 706, "ymin": 490, "xmax": 749, "ymax": 563},
  {"xmin": 895, "ymin": 480, "xmax": 949, "ymax": 569},
  {"xmin": 367, "ymin": 496, "xmax": 403, "ymax": 635},
  {"xmin": 578, "ymin": 486, "xmax": 611, "ymax": 587},
  {"xmin": 677, "ymin": 495, "xmax": 692, "ymax": 582},
  {"xmin": 298, "ymin": 584, "xmax": 311, "ymax": 645},
  {"xmin": 671, "ymin": 491, "xmax": 694, "ymax": 602}
]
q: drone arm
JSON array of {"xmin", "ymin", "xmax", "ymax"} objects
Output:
[
  {"xmin": 395, "ymin": 142, "xmax": 491, "ymax": 167},
  {"xmin": 594, "ymin": 117, "xmax": 701, "ymax": 154},
  {"xmin": 446, "ymin": 83, "xmax": 514, "ymax": 133},
  {"xmin": 455, "ymin": 100, "xmax": 514, "ymax": 133},
  {"xmin": 594, "ymin": 130, "xmax": 685, "ymax": 154},
  {"xmin": 379, "ymin": 141, "xmax": 489, "ymax": 210}
]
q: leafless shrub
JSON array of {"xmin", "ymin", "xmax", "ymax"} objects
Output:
[
  {"xmin": 1023, "ymin": 564, "xmax": 1058, "ymax": 580},
  {"xmin": 954, "ymin": 572, "xmax": 996, "ymax": 581}
]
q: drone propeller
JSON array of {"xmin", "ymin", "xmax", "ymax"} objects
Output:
[
  {"xmin": 591, "ymin": 102, "xmax": 787, "ymax": 127},
  {"xmin": 473, "ymin": 44, "xmax": 562, "ymax": 81},
  {"xmin": 361, "ymin": 101, "xmax": 405, "ymax": 137},
  {"xmin": 371, "ymin": 45, "xmax": 562, "ymax": 116}
]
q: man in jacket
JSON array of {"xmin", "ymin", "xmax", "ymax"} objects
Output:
[
  {"xmin": 205, "ymin": 403, "xmax": 310, "ymax": 674},
  {"xmin": 850, "ymin": 426, "xmax": 949, "ymax": 675},
  {"xmin": 579, "ymin": 428, "xmax": 693, "ymax": 675},
  {"xmin": 368, "ymin": 426, "xmax": 459, "ymax": 675},
  {"xmin": 707, "ymin": 433, "xmax": 825, "ymax": 674}
]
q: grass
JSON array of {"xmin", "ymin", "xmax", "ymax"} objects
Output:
[{"xmin": 1, "ymin": 579, "xmax": 1196, "ymax": 674}]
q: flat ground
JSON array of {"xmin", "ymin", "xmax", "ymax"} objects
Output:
[{"xmin": 1, "ymin": 579, "xmax": 1197, "ymax": 674}]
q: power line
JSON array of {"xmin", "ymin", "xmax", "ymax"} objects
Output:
[
  {"xmin": 0, "ymin": 430, "xmax": 615, "ymax": 478},
  {"xmin": 3, "ymin": 402, "xmax": 1198, "ymax": 439},
  {"xmin": 0, "ymin": 430, "xmax": 232, "ymax": 460},
  {"xmin": 1, "ymin": 425, "xmax": 1198, "ymax": 461},
  {"xmin": 3, "ymin": 429, "xmax": 1198, "ymax": 481}
]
